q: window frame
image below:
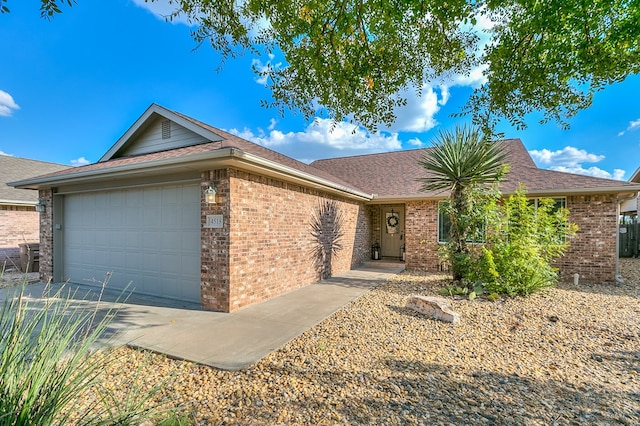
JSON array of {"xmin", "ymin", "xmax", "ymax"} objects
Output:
[{"xmin": 436, "ymin": 197, "xmax": 567, "ymax": 244}]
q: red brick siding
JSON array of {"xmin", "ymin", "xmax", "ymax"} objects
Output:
[
  {"xmin": 226, "ymin": 169, "xmax": 368, "ymax": 312},
  {"xmin": 404, "ymin": 200, "xmax": 441, "ymax": 271},
  {"xmin": 200, "ymin": 170, "xmax": 231, "ymax": 312},
  {"xmin": 0, "ymin": 206, "xmax": 38, "ymax": 245},
  {"xmin": 558, "ymin": 194, "xmax": 618, "ymax": 283},
  {"xmin": 38, "ymin": 190, "xmax": 54, "ymax": 283},
  {"xmin": 402, "ymin": 195, "xmax": 619, "ymax": 283},
  {"xmin": 369, "ymin": 205, "xmax": 381, "ymax": 249},
  {"xmin": 0, "ymin": 205, "xmax": 39, "ymax": 269}
]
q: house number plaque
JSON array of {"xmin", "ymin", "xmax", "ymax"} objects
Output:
[{"xmin": 205, "ymin": 214, "xmax": 224, "ymax": 229}]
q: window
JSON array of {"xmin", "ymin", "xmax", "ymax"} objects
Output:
[
  {"xmin": 437, "ymin": 197, "xmax": 567, "ymax": 244},
  {"xmin": 437, "ymin": 202, "xmax": 485, "ymax": 244},
  {"xmin": 530, "ymin": 197, "xmax": 566, "ymax": 212}
]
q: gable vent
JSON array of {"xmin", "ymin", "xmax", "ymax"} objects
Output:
[{"xmin": 161, "ymin": 120, "xmax": 171, "ymax": 139}]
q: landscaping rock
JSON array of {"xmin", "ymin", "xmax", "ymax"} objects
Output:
[
  {"xmin": 406, "ymin": 295, "xmax": 461, "ymax": 323},
  {"xmin": 68, "ymin": 260, "xmax": 640, "ymax": 425}
]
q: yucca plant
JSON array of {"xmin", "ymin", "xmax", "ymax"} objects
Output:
[
  {"xmin": 310, "ymin": 200, "xmax": 345, "ymax": 280},
  {"xmin": 419, "ymin": 124, "xmax": 508, "ymax": 281}
]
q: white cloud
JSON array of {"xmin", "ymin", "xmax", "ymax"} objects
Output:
[
  {"xmin": 251, "ymin": 54, "xmax": 282, "ymax": 86},
  {"xmin": 529, "ymin": 146, "xmax": 604, "ymax": 167},
  {"xmin": 407, "ymin": 137, "xmax": 424, "ymax": 147},
  {"xmin": 385, "ymin": 86, "xmax": 441, "ymax": 133},
  {"xmin": 618, "ymin": 118, "xmax": 640, "ymax": 136},
  {"xmin": 0, "ymin": 150, "xmax": 13, "ymax": 156},
  {"xmin": 70, "ymin": 157, "xmax": 90, "ymax": 166},
  {"xmin": 529, "ymin": 146, "xmax": 625, "ymax": 181},
  {"xmin": 228, "ymin": 118, "xmax": 402, "ymax": 162},
  {"xmin": 550, "ymin": 166, "xmax": 626, "ymax": 181},
  {"xmin": 131, "ymin": 0, "xmax": 187, "ymax": 24},
  {"xmin": 0, "ymin": 90, "xmax": 20, "ymax": 117}
]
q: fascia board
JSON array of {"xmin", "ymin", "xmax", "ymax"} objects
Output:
[
  {"xmin": 369, "ymin": 185, "xmax": 640, "ymax": 204},
  {"xmin": 11, "ymin": 148, "xmax": 372, "ymax": 201},
  {"xmin": 0, "ymin": 199, "xmax": 36, "ymax": 206}
]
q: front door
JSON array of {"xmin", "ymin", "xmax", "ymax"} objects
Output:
[{"xmin": 380, "ymin": 206, "xmax": 404, "ymax": 259}]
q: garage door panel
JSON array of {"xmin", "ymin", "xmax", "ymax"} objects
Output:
[
  {"xmin": 63, "ymin": 183, "xmax": 201, "ymax": 303},
  {"xmin": 109, "ymin": 209, "xmax": 124, "ymax": 227},
  {"xmin": 180, "ymin": 254, "xmax": 200, "ymax": 277},
  {"xmin": 108, "ymin": 250, "xmax": 125, "ymax": 267},
  {"xmin": 142, "ymin": 232, "xmax": 162, "ymax": 250}
]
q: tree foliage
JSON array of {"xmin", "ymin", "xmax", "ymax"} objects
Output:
[
  {"xmin": 0, "ymin": 0, "xmax": 76, "ymax": 19},
  {"xmin": 4, "ymin": 0, "xmax": 639, "ymax": 132},
  {"xmin": 419, "ymin": 125, "xmax": 507, "ymax": 280}
]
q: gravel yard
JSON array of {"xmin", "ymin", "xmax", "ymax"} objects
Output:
[
  {"xmin": 88, "ymin": 259, "xmax": 640, "ymax": 425},
  {"xmin": 0, "ymin": 271, "xmax": 41, "ymax": 289}
]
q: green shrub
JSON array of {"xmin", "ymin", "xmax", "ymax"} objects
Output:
[{"xmin": 468, "ymin": 187, "xmax": 577, "ymax": 296}]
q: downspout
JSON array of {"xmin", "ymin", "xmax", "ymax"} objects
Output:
[{"xmin": 616, "ymin": 192, "xmax": 638, "ymax": 283}]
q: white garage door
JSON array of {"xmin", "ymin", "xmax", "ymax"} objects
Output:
[{"xmin": 62, "ymin": 183, "xmax": 201, "ymax": 303}]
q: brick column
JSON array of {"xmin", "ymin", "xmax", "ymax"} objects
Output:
[
  {"xmin": 38, "ymin": 189, "xmax": 54, "ymax": 283},
  {"xmin": 200, "ymin": 170, "xmax": 231, "ymax": 311}
]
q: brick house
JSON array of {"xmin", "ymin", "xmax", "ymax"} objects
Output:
[
  {"xmin": 0, "ymin": 155, "xmax": 69, "ymax": 270},
  {"xmin": 11, "ymin": 104, "xmax": 640, "ymax": 311}
]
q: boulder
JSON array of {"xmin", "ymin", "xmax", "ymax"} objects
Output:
[{"xmin": 406, "ymin": 296, "xmax": 461, "ymax": 324}]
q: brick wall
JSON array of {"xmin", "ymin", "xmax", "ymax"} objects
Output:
[
  {"xmin": 0, "ymin": 205, "xmax": 39, "ymax": 269},
  {"xmin": 558, "ymin": 194, "xmax": 619, "ymax": 283},
  {"xmin": 38, "ymin": 190, "xmax": 54, "ymax": 283},
  {"xmin": 404, "ymin": 200, "xmax": 441, "ymax": 271},
  {"xmin": 218, "ymin": 168, "xmax": 369, "ymax": 312},
  {"xmin": 201, "ymin": 170, "xmax": 231, "ymax": 312}
]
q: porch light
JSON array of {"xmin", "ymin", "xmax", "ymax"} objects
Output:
[
  {"xmin": 35, "ymin": 201, "xmax": 46, "ymax": 213},
  {"xmin": 204, "ymin": 185, "xmax": 217, "ymax": 204}
]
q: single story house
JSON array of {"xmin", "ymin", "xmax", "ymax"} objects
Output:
[
  {"xmin": 0, "ymin": 155, "xmax": 69, "ymax": 270},
  {"xmin": 11, "ymin": 104, "xmax": 640, "ymax": 311}
]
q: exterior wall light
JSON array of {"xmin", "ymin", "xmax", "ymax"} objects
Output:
[
  {"xmin": 204, "ymin": 185, "xmax": 217, "ymax": 204},
  {"xmin": 35, "ymin": 201, "xmax": 46, "ymax": 213}
]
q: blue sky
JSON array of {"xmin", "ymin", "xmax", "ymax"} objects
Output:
[{"xmin": 1, "ymin": 0, "xmax": 639, "ymax": 180}]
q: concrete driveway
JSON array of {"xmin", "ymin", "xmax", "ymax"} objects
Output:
[{"xmin": 0, "ymin": 263, "xmax": 403, "ymax": 370}]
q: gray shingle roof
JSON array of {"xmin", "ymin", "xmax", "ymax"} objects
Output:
[
  {"xmin": 10, "ymin": 105, "xmax": 639, "ymax": 201},
  {"xmin": 0, "ymin": 155, "xmax": 70, "ymax": 204},
  {"xmin": 310, "ymin": 139, "xmax": 639, "ymax": 198}
]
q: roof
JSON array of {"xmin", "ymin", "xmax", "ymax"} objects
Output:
[
  {"xmin": 0, "ymin": 155, "xmax": 70, "ymax": 205},
  {"xmin": 310, "ymin": 139, "xmax": 640, "ymax": 200},
  {"xmin": 10, "ymin": 104, "xmax": 640, "ymax": 202},
  {"xmin": 9, "ymin": 104, "xmax": 370, "ymax": 201},
  {"xmin": 630, "ymin": 167, "xmax": 640, "ymax": 183}
]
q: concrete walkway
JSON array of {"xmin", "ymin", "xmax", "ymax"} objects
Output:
[{"xmin": 2, "ymin": 262, "xmax": 403, "ymax": 370}]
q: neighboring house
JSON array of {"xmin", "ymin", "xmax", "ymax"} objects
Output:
[
  {"xmin": 620, "ymin": 167, "xmax": 640, "ymax": 219},
  {"xmin": 0, "ymin": 155, "xmax": 70, "ymax": 270},
  {"xmin": 11, "ymin": 104, "xmax": 640, "ymax": 312}
]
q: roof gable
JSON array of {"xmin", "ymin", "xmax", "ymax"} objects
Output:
[{"xmin": 100, "ymin": 104, "xmax": 223, "ymax": 161}]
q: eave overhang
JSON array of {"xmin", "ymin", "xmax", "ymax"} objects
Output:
[{"xmin": 9, "ymin": 148, "xmax": 372, "ymax": 202}]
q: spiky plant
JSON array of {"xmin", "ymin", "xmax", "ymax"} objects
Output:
[
  {"xmin": 419, "ymin": 124, "xmax": 507, "ymax": 281},
  {"xmin": 310, "ymin": 200, "xmax": 345, "ymax": 280}
]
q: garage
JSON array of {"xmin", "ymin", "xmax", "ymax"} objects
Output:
[{"xmin": 61, "ymin": 182, "xmax": 201, "ymax": 303}]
